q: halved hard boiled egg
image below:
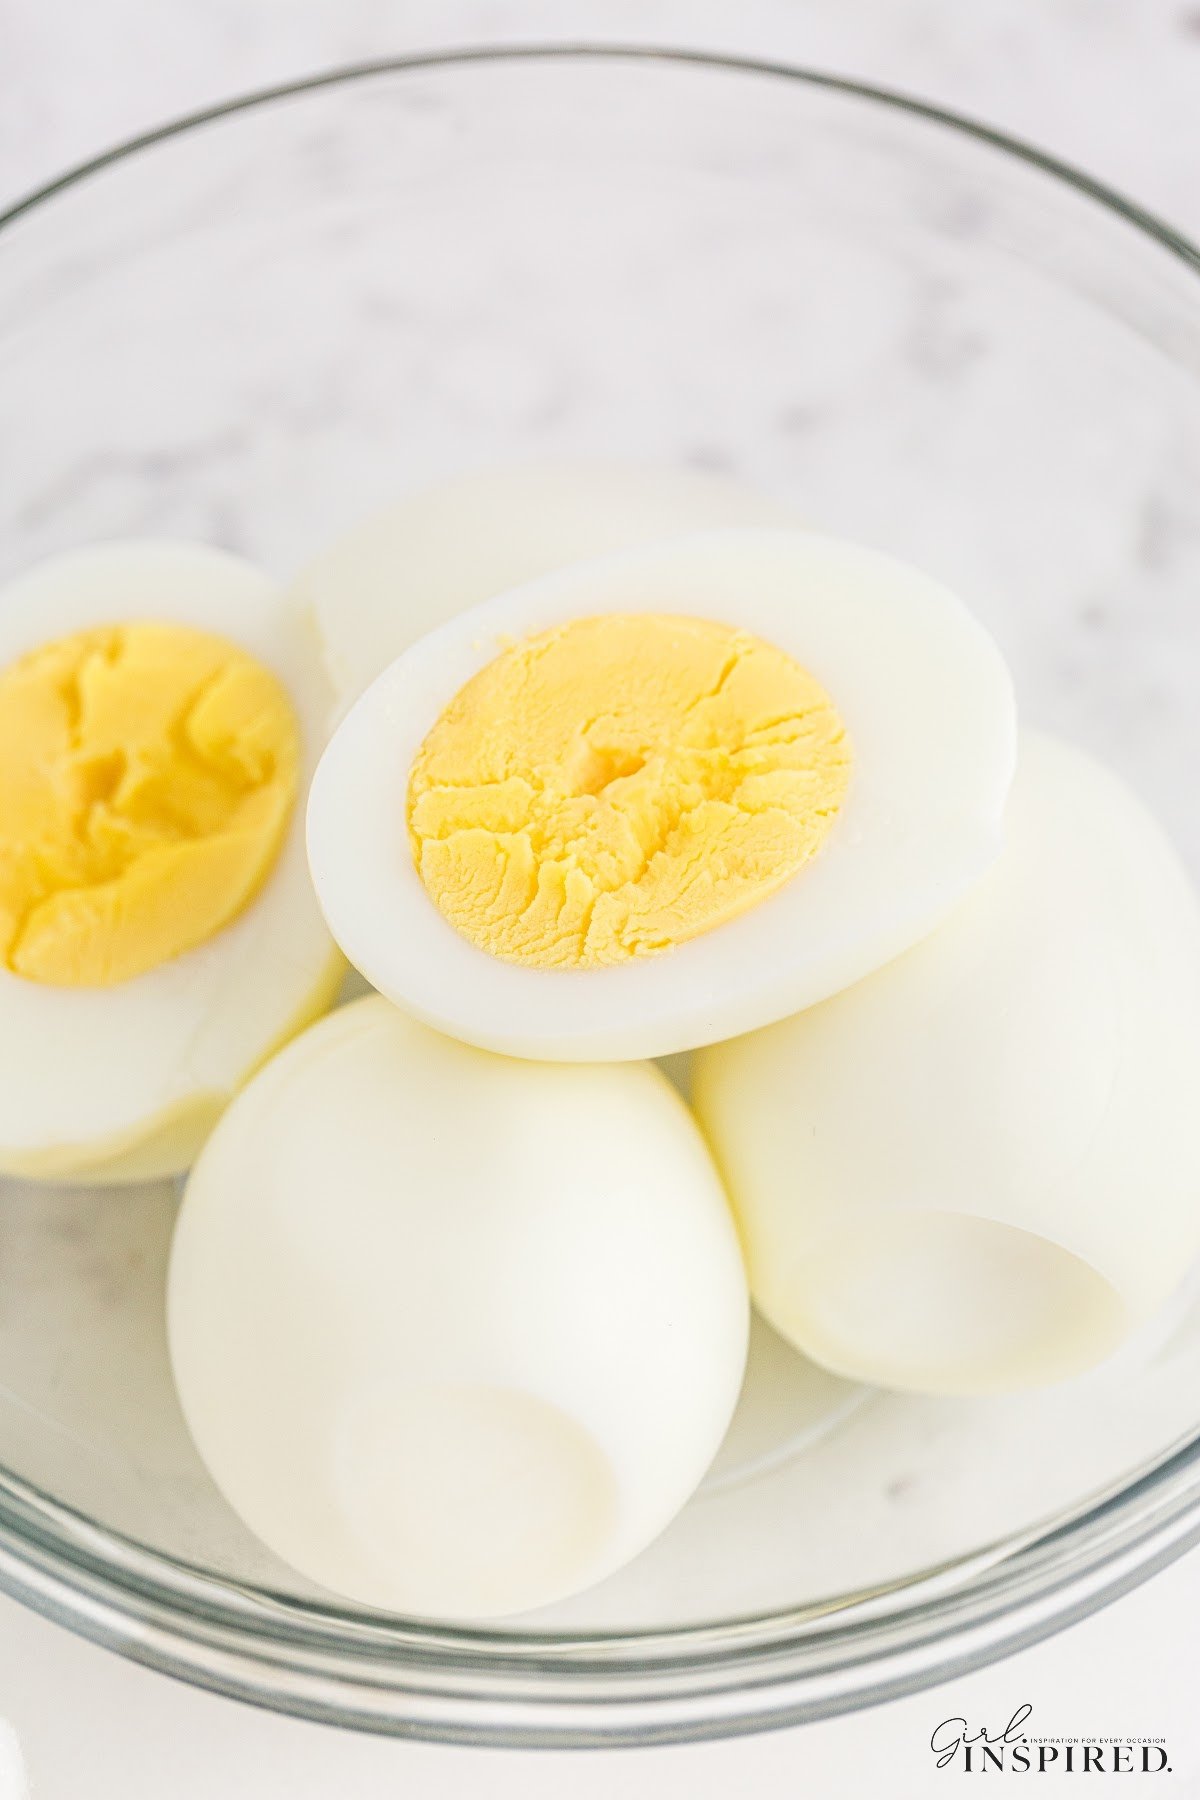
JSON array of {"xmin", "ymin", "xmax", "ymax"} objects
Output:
[
  {"xmin": 307, "ymin": 527, "xmax": 1017, "ymax": 1061},
  {"xmin": 167, "ymin": 996, "xmax": 748, "ymax": 1619},
  {"xmin": 0, "ymin": 541, "xmax": 343, "ymax": 1183},
  {"xmin": 694, "ymin": 731, "xmax": 1200, "ymax": 1395},
  {"xmin": 296, "ymin": 460, "xmax": 797, "ymax": 709}
]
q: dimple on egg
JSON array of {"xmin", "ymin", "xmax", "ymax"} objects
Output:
[
  {"xmin": 307, "ymin": 526, "xmax": 1017, "ymax": 1061},
  {"xmin": 167, "ymin": 996, "xmax": 749, "ymax": 1620},
  {"xmin": 0, "ymin": 540, "xmax": 343, "ymax": 1184}
]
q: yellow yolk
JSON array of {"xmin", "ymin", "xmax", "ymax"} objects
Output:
[
  {"xmin": 0, "ymin": 622, "xmax": 300, "ymax": 987},
  {"xmin": 407, "ymin": 614, "xmax": 851, "ymax": 969}
]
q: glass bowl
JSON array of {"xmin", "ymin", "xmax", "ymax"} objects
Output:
[{"xmin": 3, "ymin": 46, "xmax": 1200, "ymax": 1747}]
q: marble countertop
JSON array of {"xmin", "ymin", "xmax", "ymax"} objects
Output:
[
  {"xmin": 3, "ymin": 2, "xmax": 1200, "ymax": 1795},
  {"xmin": 7, "ymin": 0, "xmax": 1200, "ymax": 240}
]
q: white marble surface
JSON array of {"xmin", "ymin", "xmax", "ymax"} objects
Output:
[
  {"xmin": 4, "ymin": 0, "xmax": 1200, "ymax": 238},
  {"xmin": 4, "ymin": 1, "xmax": 1200, "ymax": 1795}
]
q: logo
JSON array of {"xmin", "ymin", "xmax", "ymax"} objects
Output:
[{"xmin": 929, "ymin": 1705, "xmax": 1172, "ymax": 1773}]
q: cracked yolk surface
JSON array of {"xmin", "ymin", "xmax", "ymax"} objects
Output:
[
  {"xmin": 0, "ymin": 622, "xmax": 300, "ymax": 987},
  {"xmin": 407, "ymin": 613, "xmax": 851, "ymax": 969}
]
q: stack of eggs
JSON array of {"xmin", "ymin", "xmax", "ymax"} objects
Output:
[{"xmin": 3, "ymin": 463, "xmax": 1200, "ymax": 1621}]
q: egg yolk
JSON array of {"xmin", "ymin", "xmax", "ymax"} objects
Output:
[
  {"xmin": 0, "ymin": 622, "xmax": 300, "ymax": 987},
  {"xmin": 407, "ymin": 614, "xmax": 851, "ymax": 969}
]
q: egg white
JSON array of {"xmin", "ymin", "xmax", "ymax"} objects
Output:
[
  {"xmin": 693, "ymin": 730, "xmax": 1200, "ymax": 1394},
  {"xmin": 168, "ymin": 996, "xmax": 748, "ymax": 1619},
  {"xmin": 0, "ymin": 541, "xmax": 343, "ymax": 1183},
  {"xmin": 294, "ymin": 460, "xmax": 798, "ymax": 709},
  {"xmin": 307, "ymin": 527, "xmax": 1017, "ymax": 1062}
]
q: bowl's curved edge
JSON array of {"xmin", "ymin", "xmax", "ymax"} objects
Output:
[
  {"xmin": 2, "ymin": 40, "xmax": 1199, "ymax": 284},
  {"xmin": 0, "ymin": 1428, "xmax": 1198, "ymax": 1745}
]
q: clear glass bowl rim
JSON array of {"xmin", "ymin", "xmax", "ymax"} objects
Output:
[{"xmin": 3, "ymin": 42, "xmax": 1200, "ymax": 1748}]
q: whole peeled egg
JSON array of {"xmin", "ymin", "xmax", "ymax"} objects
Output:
[
  {"xmin": 294, "ymin": 460, "xmax": 798, "ymax": 707},
  {"xmin": 693, "ymin": 731, "xmax": 1200, "ymax": 1395},
  {"xmin": 167, "ymin": 996, "xmax": 749, "ymax": 1619},
  {"xmin": 0, "ymin": 541, "xmax": 343, "ymax": 1183},
  {"xmin": 307, "ymin": 526, "xmax": 1016, "ymax": 1061}
]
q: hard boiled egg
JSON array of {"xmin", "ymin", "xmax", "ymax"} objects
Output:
[
  {"xmin": 307, "ymin": 527, "xmax": 1016, "ymax": 1061},
  {"xmin": 167, "ymin": 996, "xmax": 748, "ymax": 1619},
  {"xmin": 296, "ymin": 460, "xmax": 797, "ymax": 708},
  {"xmin": 693, "ymin": 731, "xmax": 1200, "ymax": 1395},
  {"xmin": 0, "ymin": 541, "xmax": 343, "ymax": 1184}
]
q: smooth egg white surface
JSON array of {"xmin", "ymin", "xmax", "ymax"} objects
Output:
[
  {"xmin": 0, "ymin": 542, "xmax": 343, "ymax": 1184},
  {"xmin": 694, "ymin": 730, "xmax": 1200, "ymax": 1395},
  {"xmin": 167, "ymin": 996, "xmax": 749, "ymax": 1620},
  {"xmin": 296, "ymin": 461, "xmax": 797, "ymax": 708},
  {"xmin": 307, "ymin": 527, "xmax": 1016, "ymax": 1062}
]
